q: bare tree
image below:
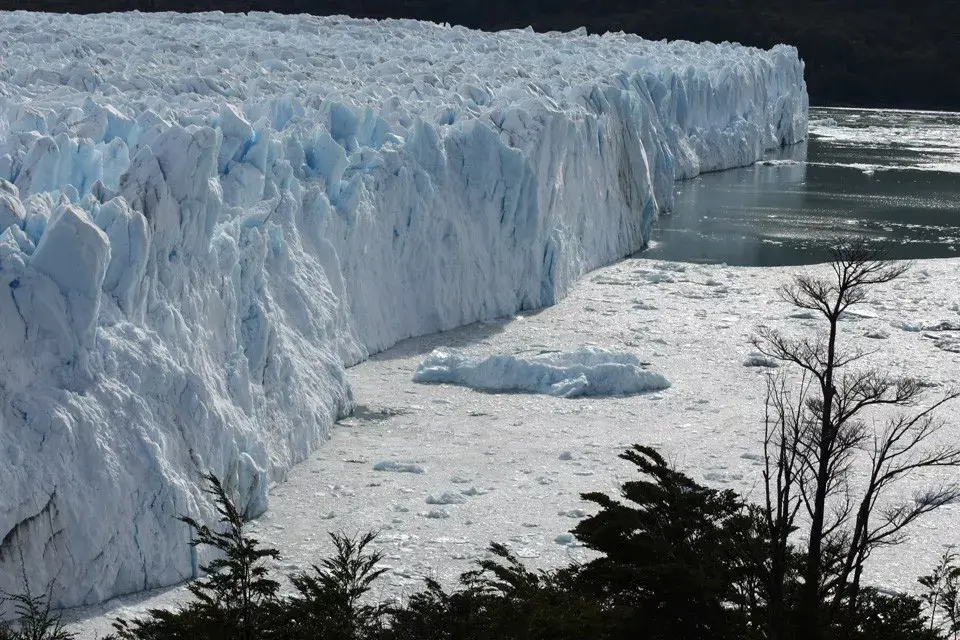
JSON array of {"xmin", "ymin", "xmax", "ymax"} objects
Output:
[
  {"xmin": 753, "ymin": 238, "xmax": 960, "ymax": 639},
  {"xmin": 758, "ymin": 372, "xmax": 809, "ymax": 640}
]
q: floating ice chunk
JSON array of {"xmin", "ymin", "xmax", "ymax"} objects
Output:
[
  {"xmin": 414, "ymin": 347, "xmax": 671, "ymax": 398},
  {"xmin": 426, "ymin": 492, "xmax": 466, "ymax": 505},
  {"xmin": 703, "ymin": 471, "xmax": 744, "ymax": 483},
  {"xmin": 932, "ymin": 337, "xmax": 960, "ymax": 354},
  {"xmin": 743, "ymin": 352, "xmax": 779, "ymax": 368},
  {"xmin": 896, "ymin": 321, "xmax": 923, "ymax": 332},
  {"xmin": 895, "ymin": 319, "xmax": 960, "ymax": 333},
  {"xmin": 756, "ymin": 159, "xmax": 802, "ymax": 167},
  {"xmin": 374, "ymin": 461, "xmax": 427, "ymax": 474},
  {"xmin": 920, "ymin": 320, "xmax": 960, "ymax": 332}
]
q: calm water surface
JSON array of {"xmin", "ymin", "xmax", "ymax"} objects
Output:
[{"xmin": 641, "ymin": 107, "xmax": 960, "ymax": 265}]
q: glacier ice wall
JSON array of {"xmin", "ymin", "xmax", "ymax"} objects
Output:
[{"xmin": 0, "ymin": 11, "xmax": 806, "ymax": 608}]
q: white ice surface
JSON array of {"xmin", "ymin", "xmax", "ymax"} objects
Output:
[
  {"xmin": 0, "ymin": 11, "xmax": 806, "ymax": 609},
  {"xmin": 414, "ymin": 347, "xmax": 670, "ymax": 397},
  {"xmin": 64, "ymin": 257, "xmax": 960, "ymax": 639}
]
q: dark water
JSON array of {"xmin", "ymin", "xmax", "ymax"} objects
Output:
[{"xmin": 640, "ymin": 107, "xmax": 960, "ymax": 266}]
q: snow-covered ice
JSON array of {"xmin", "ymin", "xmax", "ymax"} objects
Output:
[
  {"xmin": 414, "ymin": 347, "xmax": 670, "ymax": 397},
  {"xmin": 0, "ymin": 11, "xmax": 806, "ymax": 609}
]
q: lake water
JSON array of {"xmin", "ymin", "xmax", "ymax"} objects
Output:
[{"xmin": 641, "ymin": 107, "xmax": 960, "ymax": 265}]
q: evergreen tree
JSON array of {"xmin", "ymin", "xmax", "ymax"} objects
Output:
[
  {"xmin": 110, "ymin": 472, "xmax": 280, "ymax": 640},
  {"xmin": 571, "ymin": 445, "xmax": 763, "ymax": 640},
  {"xmin": 274, "ymin": 532, "xmax": 387, "ymax": 640}
]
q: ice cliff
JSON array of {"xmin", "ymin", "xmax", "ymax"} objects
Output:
[{"xmin": 0, "ymin": 11, "xmax": 807, "ymax": 608}]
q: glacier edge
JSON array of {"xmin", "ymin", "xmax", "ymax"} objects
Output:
[{"xmin": 0, "ymin": 11, "xmax": 807, "ymax": 610}]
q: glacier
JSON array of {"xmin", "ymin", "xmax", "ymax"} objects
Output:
[{"xmin": 0, "ymin": 11, "xmax": 806, "ymax": 610}]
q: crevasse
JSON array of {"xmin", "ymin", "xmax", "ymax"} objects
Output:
[{"xmin": 0, "ymin": 12, "xmax": 807, "ymax": 609}]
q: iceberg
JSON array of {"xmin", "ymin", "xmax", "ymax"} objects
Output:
[
  {"xmin": 414, "ymin": 348, "xmax": 671, "ymax": 397},
  {"xmin": 0, "ymin": 11, "xmax": 806, "ymax": 609}
]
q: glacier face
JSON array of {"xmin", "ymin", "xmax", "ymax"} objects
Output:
[{"xmin": 0, "ymin": 11, "xmax": 806, "ymax": 608}]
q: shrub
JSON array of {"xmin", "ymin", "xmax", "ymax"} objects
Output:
[
  {"xmin": 272, "ymin": 532, "xmax": 387, "ymax": 640},
  {"xmin": 110, "ymin": 472, "xmax": 280, "ymax": 640},
  {"xmin": 0, "ymin": 548, "xmax": 73, "ymax": 640}
]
